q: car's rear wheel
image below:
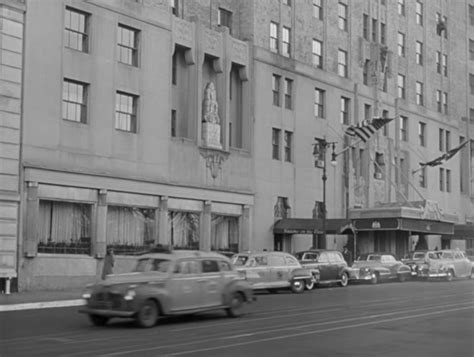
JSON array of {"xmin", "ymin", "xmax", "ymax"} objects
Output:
[
  {"xmin": 89, "ymin": 314, "xmax": 109, "ymax": 326},
  {"xmin": 339, "ymin": 273, "xmax": 349, "ymax": 287},
  {"xmin": 445, "ymin": 269, "xmax": 454, "ymax": 282},
  {"xmin": 305, "ymin": 280, "xmax": 315, "ymax": 290},
  {"xmin": 291, "ymin": 279, "xmax": 305, "ymax": 293},
  {"xmin": 135, "ymin": 299, "xmax": 159, "ymax": 328},
  {"xmin": 226, "ymin": 292, "xmax": 244, "ymax": 317},
  {"xmin": 370, "ymin": 272, "xmax": 379, "ymax": 284}
]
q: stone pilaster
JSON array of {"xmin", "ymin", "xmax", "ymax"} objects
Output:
[
  {"xmin": 94, "ymin": 189, "xmax": 107, "ymax": 258},
  {"xmin": 200, "ymin": 200, "xmax": 212, "ymax": 251},
  {"xmin": 158, "ymin": 196, "xmax": 169, "ymax": 246}
]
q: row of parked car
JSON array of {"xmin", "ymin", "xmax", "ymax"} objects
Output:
[{"xmin": 79, "ymin": 247, "xmax": 473, "ymax": 328}]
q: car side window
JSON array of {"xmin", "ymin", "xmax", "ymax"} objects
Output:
[
  {"xmin": 428, "ymin": 253, "xmax": 438, "ymax": 259},
  {"xmin": 454, "ymin": 252, "xmax": 463, "ymax": 259},
  {"xmin": 219, "ymin": 260, "xmax": 232, "ymax": 271},
  {"xmin": 174, "ymin": 260, "xmax": 201, "ymax": 274},
  {"xmin": 328, "ymin": 252, "xmax": 342, "ymax": 263},
  {"xmin": 442, "ymin": 252, "xmax": 454, "ymax": 259},
  {"xmin": 202, "ymin": 260, "xmax": 219, "ymax": 273},
  {"xmin": 268, "ymin": 255, "xmax": 286, "ymax": 266},
  {"xmin": 318, "ymin": 253, "xmax": 330, "ymax": 263},
  {"xmin": 305, "ymin": 253, "xmax": 318, "ymax": 261}
]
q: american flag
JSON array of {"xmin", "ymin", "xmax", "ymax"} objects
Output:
[
  {"xmin": 419, "ymin": 140, "xmax": 470, "ymax": 168},
  {"xmin": 344, "ymin": 117, "xmax": 394, "ymax": 143}
]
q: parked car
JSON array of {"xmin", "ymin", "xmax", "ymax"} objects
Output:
[
  {"xmin": 401, "ymin": 250, "xmax": 432, "ymax": 277},
  {"xmin": 79, "ymin": 250, "xmax": 253, "ymax": 328},
  {"xmin": 350, "ymin": 253, "xmax": 412, "ymax": 284},
  {"xmin": 294, "ymin": 250, "xmax": 351, "ymax": 289},
  {"xmin": 231, "ymin": 251, "xmax": 318, "ymax": 293},
  {"xmin": 416, "ymin": 249, "xmax": 473, "ymax": 281}
]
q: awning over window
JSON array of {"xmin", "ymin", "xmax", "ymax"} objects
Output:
[
  {"xmin": 352, "ymin": 218, "xmax": 454, "ymax": 235},
  {"xmin": 452, "ymin": 224, "xmax": 474, "ymax": 239},
  {"xmin": 273, "ymin": 218, "xmax": 351, "ymax": 235}
]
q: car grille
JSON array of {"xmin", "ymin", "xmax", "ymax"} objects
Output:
[{"xmin": 89, "ymin": 292, "xmax": 124, "ymax": 310}]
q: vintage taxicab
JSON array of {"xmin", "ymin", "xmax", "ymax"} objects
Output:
[
  {"xmin": 231, "ymin": 251, "xmax": 318, "ymax": 293},
  {"xmin": 350, "ymin": 253, "xmax": 412, "ymax": 284},
  {"xmin": 401, "ymin": 250, "xmax": 431, "ymax": 277},
  {"xmin": 416, "ymin": 249, "xmax": 473, "ymax": 281},
  {"xmin": 79, "ymin": 250, "xmax": 254, "ymax": 328}
]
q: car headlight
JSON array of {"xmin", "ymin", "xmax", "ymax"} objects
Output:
[
  {"xmin": 81, "ymin": 286, "xmax": 93, "ymax": 299},
  {"xmin": 124, "ymin": 289, "xmax": 136, "ymax": 301},
  {"xmin": 360, "ymin": 267, "xmax": 370, "ymax": 273},
  {"xmin": 439, "ymin": 265, "xmax": 447, "ymax": 272},
  {"xmin": 238, "ymin": 270, "xmax": 247, "ymax": 279}
]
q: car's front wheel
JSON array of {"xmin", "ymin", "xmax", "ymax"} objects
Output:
[
  {"xmin": 339, "ymin": 273, "xmax": 349, "ymax": 287},
  {"xmin": 291, "ymin": 279, "xmax": 306, "ymax": 293},
  {"xmin": 226, "ymin": 292, "xmax": 245, "ymax": 317},
  {"xmin": 445, "ymin": 269, "xmax": 454, "ymax": 282},
  {"xmin": 370, "ymin": 272, "xmax": 379, "ymax": 284},
  {"xmin": 89, "ymin": 314, "xmax": 109, "ymax": 326},
  {"xmin": 135, "ymin": 299, "xmax": 159, "ymax": 328}
]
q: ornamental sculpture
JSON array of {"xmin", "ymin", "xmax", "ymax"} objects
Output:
[{"xmin": 201, "ymin": 82, "xmax": 222, "ymax": 149}]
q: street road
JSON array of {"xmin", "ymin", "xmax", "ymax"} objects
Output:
[{"xmin": 1, "ymin": 279, "xmax": 473, "ymax": 357}]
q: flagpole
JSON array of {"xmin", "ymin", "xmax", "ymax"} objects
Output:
[{"xmin": 334, "ymin": 137, "xmax": 365, "ymax": 157}]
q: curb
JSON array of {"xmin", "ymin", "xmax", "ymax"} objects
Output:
[{"xmin": 0, "ymin": 299, "xmax": 85, "ymax": 312}]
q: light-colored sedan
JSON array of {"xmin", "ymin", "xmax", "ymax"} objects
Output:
[
  {"xmin": 232, "ymin": 251, "xmax": 318, "ymax": 293},
  {"xmin": 79, "ymin": 250, "xmax": 253, "ymax": 328},
  {"xmin": 417, "ymin": 249, "xmax": 473, "ymax": 281}
]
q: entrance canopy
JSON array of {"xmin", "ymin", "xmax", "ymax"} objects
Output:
[
  {"xmin": 452, "ymin": 224, "xmax": 474, "ymax": 239},
  {"xmin": 351, "ymin": 217, "xmax": 454, "ymax": 235},
  {"xmin": 273, "ymin": 218, "xmax": 351, "ymax": 235}
]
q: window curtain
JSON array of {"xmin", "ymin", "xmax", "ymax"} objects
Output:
[
  {"xmin": 211, "ymin": 215, "xmax": 239, "ymax": 252},
  {"xmin": 106, "ymin": 206, "xmax": 155, "ymax": 253},
  {"xmin": 168, "ymin": 211, "xmax": 200, "ymax": 249}
]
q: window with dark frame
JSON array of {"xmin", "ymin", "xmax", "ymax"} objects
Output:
[
  {"xmin": 397, "ymin": 74, "xmax": 405, "ymax": 99},
  {"xmin": 418, "ymin": 122, "xmax": 426, "ymax": 146},
  {"xmin": 363, "ymin": 14, "xmax": 369, "ymax": 40},
  {"xmin": 416, "ymin": 81, "xmax": 424, "ymax": 106},
  {"xmin": 439, "ymin": 168, "xmax": 445, "ymax": 191},
  {"xmin": 338, "ymin": 3, "xmax": 348, "ymax": 31},
  {"xmin": 170, "ymin": 0, "xmax": 178, "ymax": 16},
  {"xmin": 115, "ymin": 91, "xmax": 138, "ymax": 133},
  {"xmin": 439, "ymin": 128, "xmax": 444, "ymax": 151},
  {"xmin": 399, "ymin": 116, "xmax": 408, "ymax": 142},
  {"xmin": 416, "ymin": 41, "xmax": 423, "ymax": 65},
  {"xmin": 398, "ymin": 0, "xmax": 405, "ymax": 16},
  {"xmin": 65, "ymin": 7, "xmax": 89, "ymax": 52},
  {"xmin": 270, "ymin": 21, "xmax": 279, "ymax": 53},
  {"xmin": 117, "ymin": 24, "xmax": 139, "ymax": 66},
  {"xmin": 284, "ymin": 78, "xmax": 293, "ymax": 110},
  {"xmin": 312, "ymin": 39, "xmax": 323, "ymax": 68},
  {"xmin": 314, "ymin": 88, "xmax": 325, "ymax": 118},
  {"xmin": 371, "ymin": 18, "xmax": 378, "ymax": 42},
  {"xmin": 416, "ymin": 1, "xmax": 423, "ymax": 25},
  {"xmin": 436, "ymin": 90, "xmax": 442, "ymax": 112},
  {"xmin": 382, "ymin": 110, "xmax": 389, "ymax": 136},
  {"xmin": 442, "ymin": 92, "xmax": 448, "ymax": 114},
  {"xmin": 172, "ymin": 51, "xmax": 177, "ymax": 85},
  {"xmin": 340, "ymin": 96, "xmax": 350, "ymax": 125},
  {"xmin": 469, "ymin": 40, "xmax": 474, "ymax": 61},
  {"xmin": 272, "ymin": 74, "xmax": 281, "ymax": 106},
  {"xmin": 313, "ymin": 0, "xmax": 323, "ymax": 20},
  {"xmin": 442, "ymin": 54, "xmax": 447, "ymax": 76},
  {"xmin": 436, "ymin": 51, "xmax": 441, "ymax": 73},
  {"xmin": 282, "ymin": 26, "xmax": 291, "ymax": 57},
  {"xmin": 363, "ymin": 60, "xmax": 370, "ymax": 85},
  {"xmin": 218, "ymin": 8, "xmax": 232, "ymax": 34},
  {"xmin": 397, "ymin": 32, "xmax": 405, "ymax": 57},
  {"xmin": 171, "ymin": 109, "xmax": 176, "ymax": 137},
  {"xmin": 62, "ymin": 79, "xmax": 88, "ymax": 123},
  {"xmin": 470, "ymin": 5, "xmax": 474, "ymax": 26},
  {"xmin": 338, "ymin": 49, "xmax": 347, "ymax": 77},
  {"xmin": 380, "ymin": 22, "xmax": 386, "ymax": 45},
  {"xmin": 446, "ymin": 169, "xmax": 451, "ymax": 192},
  {"xmin": 284, "ymin": 131, "xmax": 292, "ymax": 162},
  {"xmin": 419, "ymin": 167, "xmax": 426, "ymax": 188},
  {"xmin": 272, "ymin": 128, "xmax": 281, "ymax": 160},
  {"xmin": 445, "ymin": 130, "xmax": 450, "ymax": 151}
]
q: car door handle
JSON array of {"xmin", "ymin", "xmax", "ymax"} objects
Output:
[{"xmin": 197, "ymin": 279, "xmax": 207, "ymax": 283}]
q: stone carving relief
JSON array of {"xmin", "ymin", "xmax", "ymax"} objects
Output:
[
  {"xmin": 199, "ymin": 149, "xmax": 229, "ymax": 179},
  {"xmin": 232, "ymin": 39, "xmax": 248, "ymax": 65},
  {"xmin": 354, "ymin": 176, "xmax": 366, "ymax": 208},
  {"xmin": 173, "ymin": 17, "xmax": 194, "ymax": 48},
  {"xmin": 205, "ymin": 29, "xmax": 221, "ymax": 54},
  {"xmin": 202, "ymin": 82, "xmax": 222, "ymax": 150}
]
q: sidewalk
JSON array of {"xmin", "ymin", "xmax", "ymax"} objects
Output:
[{"xmin": 0, "ymin": 288, "xmax": 85, "ymax": 312}]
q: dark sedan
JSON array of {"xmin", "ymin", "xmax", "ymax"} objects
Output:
[{"xmin": 350, "ymin": 253, "xmax": 412, "ymax": 284}]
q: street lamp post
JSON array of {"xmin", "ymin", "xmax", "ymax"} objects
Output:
[{"xmin": 313, "ymin": 138, "xmax": 337, "ymax": 249}]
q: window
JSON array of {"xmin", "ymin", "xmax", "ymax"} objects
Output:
[
  {"xmin": 442, "ymin": 92, "xmax": 448, "ymax": 114},
  {"xmin": 172, "ymin": 51, "xmax": 177, "ymax": 85},
  {"xmin": 117, "ymin": 24, "xmax": 139, "ymax": 66},
  {"xmin": 282, "ymin": 26, "xmax": 291, "ymax": 57},
  {"xmin": 470, "ymin": 39, "xmax": 474, "ymax": 61},
  {"xmin": 171, "ymin": 110, "xmax": 176, "ymax": 137},
  {"xmin": 439, "ymin": 168, "xmax": 445, "ymax": 191},
  {"xmin": 314, "ymin": 88, "xmax": 325, "ymax": 118},
  {"xmin": 416, "ymin": 41, "xmax": 423, "ymax": 65},
  {"xmin": 64, "ymin": 7, "xmax": 89, "ymax": 52},
  {"xmin": 338, "ymin": 49, "xmax": 347, "ymax": 77},
  {"xmin": 419, "ymin": 166, "xmax": 426, "ymax": 188},
  {"xmin": 436, "ymin": 90, "xmax": 442, "ymax": 112},
  {"xmin": 168, "ymin": 211, "xmax": 200, "ymax": 250},
  {"xmin": 445, "ymin": 130, "xmax": 450, "ymax": 151},
  {"xmin": 363, "ymin": 14, "xmax": 369, "ymax": 40},
  {"xmin": 211, "ymin": 215, "xmax": 239, "ymax": 252},
  {"xmin": 439, "ymin": 129, "xmax": 444, "ymax": 151},
  {"xmin": 202, "ymin": 260, "xmax": 219, "ymax": 273},
  {"xmin": 442, "ymin": 54, "xmax": 447, "ymax": 76},
  {"xmin": 270, "ymin": 22, "xmax": 279, "ymax": 53},
  {"xmin": 416, "ymin": 81, "xmax": 424, "ymax": 106},
  {"xmin": 38, "ymin": 200, "xmax": 92, "ymax": 255},
  {"xmin": 372, "ymin": 18, "xmax": 378, "ymax": 42},
  {"xmin": 416, "ymin": 1, "xmax": 423, "ymax": 25},
  {"xmin": 272, "ymin": 74, "xmax": 281, "ymax": 106},
  {"xmin": 218, "ymin": 8, "xmax": 232, "ymax": 34},
  {"xmin": 275, "ymin": 197, "xmax": 291, "ymax": 219},
  {"xmin": 418, "ymin": 122, "xmax": 426, "ymax": 146},
  {"xmin": 284, "ymin": 78, "xmax": 293, "ymax": 109},
  {"xmin": 399, "ymin": 116, "xmax": 408, "ymax": 142},
  {"xmin": 338, "ymin": 3, "xmax": 347, "ymax": 31},
  {"xmin": 380, "ymin": 22, "xmax": 386, "ymax": 45},
  {"xmin": 374, "ymin": 152, "xmax": 384, "ymax": 179},
  {"xmin": 471, "ymin": 74, "xmax": 474, "ymax": 95},
  {"xmin": 436, "ymin": 13, "xmax": 447, "ymax": 38},
  {"xmin": 284, "ymin": 131, "xmax": 292, "ymax": 162},
  {"xmin": 397, "ymin": 74, "xmax": 405, "ymax": 99},
  {"xmin": 398, "ymin": 0, "xmax": 405, "ymax": 16},
  {"xmin": 397, "ymin": 32, "xmax": 405, "ymax": 57},
  {"xmin": 364, "ymin": 104, "xmax": 372, "ymax": 121},
  {"xmin": 272, "ymin": 128, "xmax": 281, "ymax": 160},
  {"xmin": 107, "ymin": 206, "xmax": 156, "ymax": 254},
  {"xmin": 312, "ymin": 39, "xmax": 323, "ymax": 68},
  {"xmin": 115, "ymin": 91, "xmax": 138, "ymax": 133},
  {"xmin": 363, "ymin": 60, "xmax": 370, "ymax": 85},
  {"xmin": 282, "ymin": 0, "xmax": 291, "ymax": 5},
  {"xmin": 436, "ymin": 51, "xmax": 441, "ymax": 73},
  {"xmin": 470, "ymin": 5, "xmax": 474, "ymax": 26},
  {"xmin": 62, "ymin": 79, "xmax": 88, "ymax": 123},
  {"xmin": 340, "ymin": 97, "xmax": 350, "ymax": 125},
  {"xmin": 382, "ymin": 110, "xmax": 389, "ymax": 136},
  {"xmin": 170, "ymin": 0, "xmax": 178, "ymax": 16},
  {"xmin": 313, "ymin": 0, "xmax": 323, "ymax": 20}
]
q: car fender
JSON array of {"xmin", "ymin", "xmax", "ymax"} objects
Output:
[
  {"xmin": 222, "ymin": 279, "xmax": 253, "ymax": 304},
  {"xmin": 397, "ymin": 264, "xmax": 412, "ymax": 274},
  {"xmin": 290, "ymin": 268, "xmax": 313, "ymax": 281},
  {"xmin": 132, "ymin": 284, "xmax": 171, "ymax": 314},
  {"xmin": 338, "ymin": 267, "xmax": 351, "ymax": 279}
]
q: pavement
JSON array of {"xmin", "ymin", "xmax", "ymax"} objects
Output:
[{"xmin": 0, "ymin": 288, "xmax": 85, "ymax": 312}]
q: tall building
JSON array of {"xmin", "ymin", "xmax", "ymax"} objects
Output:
[{"xmin": 0, "ymin": 0, "xmax": 472, "ymax": 291}]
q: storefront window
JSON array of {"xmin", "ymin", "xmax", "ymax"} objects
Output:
[
  {"xmin": 211, "ymin": 215, "xmax": 239, "ymax": 253},
  {"xmin": 38, "ymin": 200, "xmax": 91, "ymax": 254},
  {"xmin": 168, "ymin": 211, "xmax": 200, "ymax": 250},
  {"xmin": 107, "ymin": 206, "xmax": 155, "ymax": 255}
]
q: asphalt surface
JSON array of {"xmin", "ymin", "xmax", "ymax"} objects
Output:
[{"xmin": 1, "ymin": 279, "xmax": 473, "ymax": 357}]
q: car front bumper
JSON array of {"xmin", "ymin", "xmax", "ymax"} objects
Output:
[{"xmin": 79, "ymin": 307, "xmax": 135, "ymax": 318}]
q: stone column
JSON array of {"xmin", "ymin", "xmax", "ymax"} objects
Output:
[
  {"xmin": 200, "ymin": 201, "xmax": 212, "ymax": 251},
  {"xmin": 158, "ymin": 196, "xmax": 169, "ymax": 246},
  {"xmin": 240, "ymin": 205, "xmax": 251, "ymax": 252},
  {"xmin": 94, "ymin": 189, "xmax": 107, "ymax": 258},
  {"xmin": 24, "ymin": 182, "xmax": 39, "ymax": 257}
]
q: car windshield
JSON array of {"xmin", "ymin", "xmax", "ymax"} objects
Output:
[
  {"xmin": 356, "ymin": 254, "xmax": 381, "ymax": 262},
  {"xmin": 134, "ymin": 258, "xmax": 171, "ymax": 273},
  {"xmin": 413, "ymin": 252, "xmax": 426, "ymax": 259},
  {"xmin": 232, "ymin": 255, "xmax": 249, "ymax": 266}
]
